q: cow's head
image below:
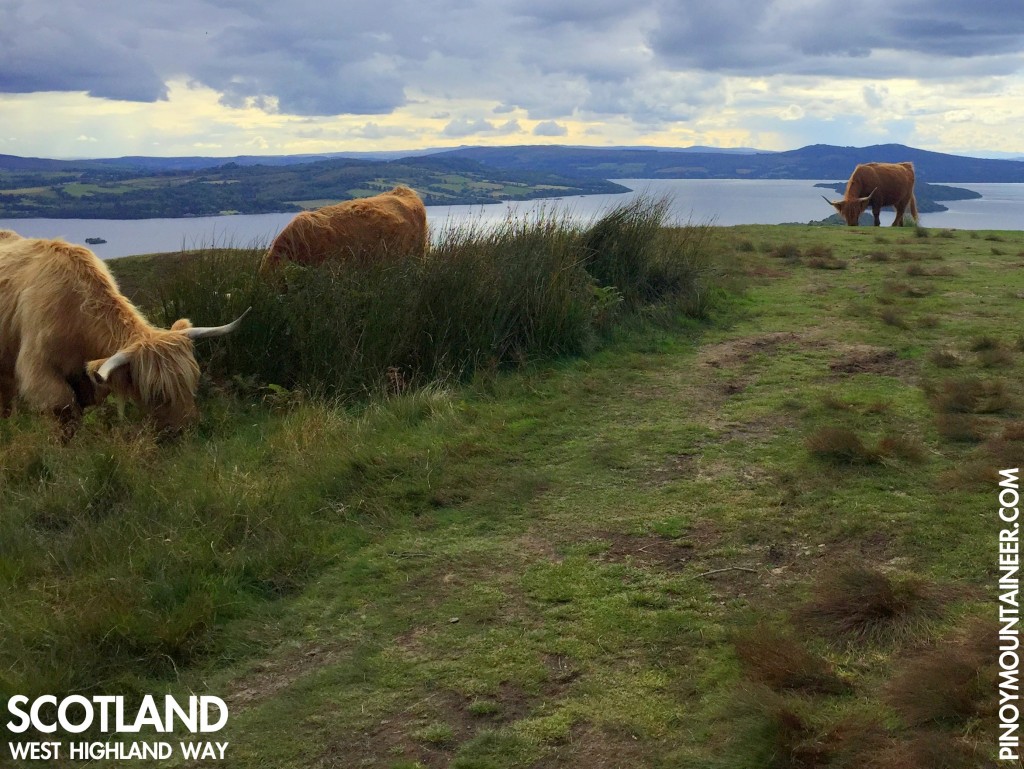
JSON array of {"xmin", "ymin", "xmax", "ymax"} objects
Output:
[
  {"xmin": 824, "ymin": 188, "xmax": 877, "ymax": 226},
  {"xmin": 87, "ymin": 308, "xmax": 249, "ymax": 432}
]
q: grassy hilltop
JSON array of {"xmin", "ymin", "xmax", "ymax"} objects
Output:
[{"xmin": 0, "ymin": 211, "xmax": 1020, "ymax": 767}]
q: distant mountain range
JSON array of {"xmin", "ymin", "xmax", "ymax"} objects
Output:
[
  {"xmin": 437, "ymin": 144, "xmax": 1024, "ymax": 183},
  {"xmin": 1, "ymin": 143, "xmax": 1022, "ymax": 219},
  {"xmin": 4, "ymin": 142, "xmax": 1023, "ymax": 181}
]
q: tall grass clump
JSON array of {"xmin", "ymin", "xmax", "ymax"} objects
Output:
[
  {"xmin": 162, "ymin": 213, "xmax": 595, "ymax": 396},
  {"xmin": 162, "ymin": 196, "xmax": 717, "ymax": 397},
  {"xmin": 579, "ymin": 195, "xmax": 713, "ymax": 311},
  {"xmin": 797, "ymin": 565, "xmax": 944, "ymax": 646}
]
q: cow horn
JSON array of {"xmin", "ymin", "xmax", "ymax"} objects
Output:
[
  {"xmin": 183, "ymin": 307, "xmax": 252, "ymax": 340},
  {"xmin": 822, "ymin": 195, "xmax": 840, "ymax": 206},
  {"xmin": 93, "ymin": 350, "xmax": 132, "ymax": 383},
  {"xmin": 858, "ymin": 187, "xmax": 878, "ymax": 203}
]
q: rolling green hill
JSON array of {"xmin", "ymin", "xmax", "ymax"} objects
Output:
[{"xmin": 0, "ymin": 155, "xmax": 627, "ymax": 219}]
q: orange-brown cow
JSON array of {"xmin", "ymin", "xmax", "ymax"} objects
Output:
[
  {"xmin": 823, "ymin": 162, "xmax": 919, "ymax": 226},
  {"xmin": 0, "ymin": 231, "xmax": 248, "ymax": 437},
  {"xmin": 260, "ymin": 185, "xmax": 428, "ymax": 273}
]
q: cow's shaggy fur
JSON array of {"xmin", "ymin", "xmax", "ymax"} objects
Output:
[
  {"xmin": 0, "ymin": 233, "xmax": 235, "ymax": 436},
  {"xmin": 260, "ymin": 185, "xmax": 428, "ymax": 273},
  {"xmin": 825, "ymin": 162, "xmax": 919, "ymax": 226}
]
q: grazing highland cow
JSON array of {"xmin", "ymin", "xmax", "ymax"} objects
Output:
[
  {"xmin": 0, "ymin": 232, "xmax": 248, "ymax": 437},
  {"xmin": 823, "ymin": 162, "xmax": 919, "ymax": 227},
  {"xmin": 260, "ymin": 185, "xmax": 428, "ymax": 273}
]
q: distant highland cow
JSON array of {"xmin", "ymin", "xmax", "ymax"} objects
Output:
[
  {"xmin": 260, "ymin": 185, "xmax": 428, "ymax": 273},
  {"xmin": 823, "ymin": 162, "xmax": 919, "ymax": 226}
]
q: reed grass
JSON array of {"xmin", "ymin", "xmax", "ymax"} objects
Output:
[{"xmin": 160, "ymin": 197, "xmax": 716, "ymax": 397}]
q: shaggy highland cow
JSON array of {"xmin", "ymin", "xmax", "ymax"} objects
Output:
[
  {"xmin": 0, "ymin": 232, "xmax": 247, "ymax": 437},
  {"xmin": 260, "ymin": 185, "xmax": 428, "ymax": 273},
  {"xmin": 823, "ymin": 162, "xmax": 919, "ymax": 226}
]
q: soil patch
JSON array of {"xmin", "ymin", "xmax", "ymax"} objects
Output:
[
  {"xmin": 597, "ymin": 523, "xmax": 721, "ymax": 572},
  {"xmin": 700, "ymin": 331, "xmax": 803, "ymax": 371},
  {"xmin": 529, "ymin": 723, "xmax": 653, "ymax": 769},
  {"xmin": 829, "ymin": 347, "xmax": 916, "ymax": 379}
]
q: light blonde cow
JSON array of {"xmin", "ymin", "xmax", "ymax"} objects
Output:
[{"xmin": 0, "ymin": 231, "xmax": 247, "ymax": 437}]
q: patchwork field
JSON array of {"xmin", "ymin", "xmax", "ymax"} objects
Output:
[{"xmin": 1, "ymin": 222, "xmax": 1020, "ymax": 767}]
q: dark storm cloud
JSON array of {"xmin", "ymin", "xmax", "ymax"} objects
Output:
[
  {"xmin": 4, "ymin": 0, "xmax": 1024, "ymax": 119},
  {"xmin": 0, "ymin": 3, "xmax": 168, "ymax": 101},
  {"xmin": 649, "ymin": 0, "xmax": 1024, "ymax": 77}
]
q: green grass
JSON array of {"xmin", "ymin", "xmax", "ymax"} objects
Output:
[{"xmin": 1, "ymin": 222, "xmax": 1020, "ymax": 767}]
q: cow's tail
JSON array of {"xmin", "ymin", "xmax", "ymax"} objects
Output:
[{"xmin": 910, "ymin": 194, "xmax": 920, "ymax": 225}]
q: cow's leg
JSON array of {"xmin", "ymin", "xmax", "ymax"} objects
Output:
[
  {"xmin": 0, "ymin": 372, "xmax": 14, "ymax": 418},
  {"xmin": 16, "ymin": 352, "xmax": 82, "ymax": 438},
  {"xmin": 892, "ymin": 202, "xmax": 906, "ymax": 227},
  {"xmin": 872, "ymin": 205, "xmax": 882, "ymax": 226}
]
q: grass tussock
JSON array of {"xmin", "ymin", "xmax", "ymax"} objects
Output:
[
  {"xmin": 724, "ymin": 688, "xmax": 827, "ymax": 769},
  {"xmin": 769, "ymin": 242, "xmax": 802, "ymax": 260},
  {"xmin": 928, "ymin": 377, "xmax": 1014, "ymax": 414},
  {"xmin": 858, "ymin": 733, "xmax": 983, "ymax": 769},
  {"xmin": 807, "ymin": 254, "xmax": 847, "ymax": 270},
  {"xmin": 885, "ymin": 620, "xmax": 997, "ymax": 728},
  {"xmin": 876, "ymin": 434, "xmax": 927, "ymax": 463},
  {"xmin": 879, "ymin": 308, "xmax": 910, "ymax": 329},
  {"xmin": 929, "ymin": 347, "xmax": 962, "ymax": 369},
  {"xmin": 806, "ymin": 427, "xmax": 879, "ymax": 464},
  {"xmin": 1001, "ymin": 421, "xmax": 1024, "ymax": 441},
  {"xmin": 969, "ymin": 334, "xmax": 1002, "ymax": 352},
  {"xmin": 162, "ymin": 197, "xmax": 718, "ymax": 397},
  {"xmin": 807, "ymin": 426, "xmax": 925, "ymax": 465},
  {"xmin": 882, "ymin": 280, "xmax": 932, "ymax": 298},
  {"xmin": 802, "ymin": 428, "xmax": 876, "ymax": 462},
  {"xmin": 796, "ymin": 565, "xmax": 944, "ymax": 645},
  {"xmin": 935, "ymin": 413, "xmax": 988, "ymax": 443},
  {"xmin": 732, "ymin": 624, "xmax": 851, "ymax": 695}
]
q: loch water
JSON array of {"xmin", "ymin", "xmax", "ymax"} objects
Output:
[{"xmin": 1, "ymin": 179, "xmax": 1021, "ymax": 260}]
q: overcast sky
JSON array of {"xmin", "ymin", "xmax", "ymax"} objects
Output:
[{"xmin": 2, "ymin": 0, "xmax": 1024, "ymax": 158}]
